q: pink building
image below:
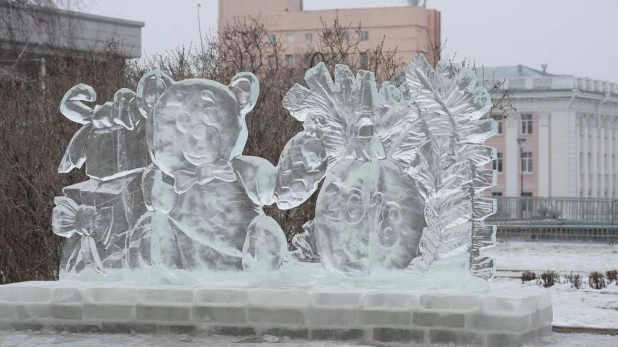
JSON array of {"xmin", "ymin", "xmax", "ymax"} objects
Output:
[
  {"xmin": 218, "ymin": 0, "xmax": 441, "ymax": 65},
  {"xmin": 482, "ymin": 65, "xmax": 618, "ymax": 198}
]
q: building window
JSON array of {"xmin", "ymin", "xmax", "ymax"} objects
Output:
[
  {"xmin": 285, "ymin": 55, "xmax": 294, "ymax": 68},
  {"xmin": 342, "ymin": 31, "xmax": 350, "ymax": 40},
  {"xmin": 268, "ymin": 56, "xmax": 275, "ymax": 70},
  {"xmin": 522, "ymin": 152, "xmax": 533, "ymax": 173},
  {"xmin": 492, "ymin": 192, "xmax": 503, "ymax": 197},
  {"xmin": 305, "ymin": 33, "xmax": 312, "ymax": 42},
  {"xmin": 521, "ymin": 114, "xmax": 533, "ymax": 135},
  {"xmin": 268, "ymin": 34, "xmax": 276, "ymax": 43},
  {"xmin": 588, "ymin": 153, "xmax": 592, "ymax": 172},
  {"xmin": 360, "ymin": 52, "xmax": 368, "ymax": 68},
  {"xmin": 493, "ymin": 152, "xmax": 503, "ymax": 173},
  {"xmin": 287, "ymin": 34, "xmax": 295, "ymax": 43},
  {"xmin": 361, "ymin": 31, "xmax": 369, "ymax": 41}
]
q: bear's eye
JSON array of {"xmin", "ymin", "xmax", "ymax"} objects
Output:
[
  {"xmin": 201, "ymin": 90, "xmax": 215, "ymax": 105},
  {"xmin": 176, "ymin": 112, "xmax": 192, "ymax": 133},
  {"xmin": 203, "ymin": 107, "xmax": 218, "ymax": 126}
]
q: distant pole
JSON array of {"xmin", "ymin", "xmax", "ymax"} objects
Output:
[{"xmin": 197, "ymin": 3, "xmax": 204, "ymax": 54}]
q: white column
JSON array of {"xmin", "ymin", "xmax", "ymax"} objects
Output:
[
  {"xmin": 505, "ymin": 115, "xmax": 519, "ymax": 196},
  {"xmin": 576, "ymin": 116, "xmax": 582, "ymax": 196},
  {"xmin": 600, "ymin": 117, "xmax": 606, "ymax": 197},
  {"xmin": 539, "ymin": 113, "xmax": 551, "ymax": 197},
  {"xmin": 608, "ymin": 118, "xmax": 614, "ymax": 198},
  {"xmin": 583, "ymin": 115, "xmax": 589, "ymax": 197},
  {"xmin": 591, "ymin": 116, "xmax": 599, "ymax": 198},
  {"xmin": 550, "ymin": 111, "xmax": 573, "ymax": 196}
]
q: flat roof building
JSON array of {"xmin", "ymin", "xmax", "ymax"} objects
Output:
[
  {"xmin": 0, "ymin": 1, "xmax": 144, "ymax": 80},
  {"xmin": 218, "ymin": 0, "xmax": 441, "ymax": 66}
]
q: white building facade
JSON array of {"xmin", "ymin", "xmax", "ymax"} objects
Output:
[{"xmin": 483, "ymin": 65, "xmax": 618, "ymax": 198}]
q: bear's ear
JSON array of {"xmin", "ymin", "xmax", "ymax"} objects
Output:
[
  {"xmin": 136, "ymin": 70, "xmax": 175, "ymax": 117},
  {"xmin": 229, "ymin": 72, "xmax": 260, "ymax": 118}
]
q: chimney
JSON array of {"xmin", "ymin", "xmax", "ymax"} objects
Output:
[
  {"xmin": 518, "ymin": 64, "xmax": 523, "ymax": 73},
  {"xmin": 541, "ymin": 64, "xmax": 548, "ymax": 74}
]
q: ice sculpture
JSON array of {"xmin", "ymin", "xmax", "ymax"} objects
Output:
[
  {"xmin": 53, "ymin": 85, "xmax": 149, "ymax": 276},
  {"xmin": 52, "ymin": 70, "xmax": 329, "ymax": 278},
  {"xmin": 125, "ymin": 71, "xmax": 290, "ymax": 273},
  {"xmin": 404, "ymin": 56, "xmax": 497, "ymax": 279},
  {"xmin": 284, "ymin": 55, "xmax": 496, "ymax": 278},
  {"xmin": 52, "ymin": 53, "xmax": 495, "ymax": 282}
]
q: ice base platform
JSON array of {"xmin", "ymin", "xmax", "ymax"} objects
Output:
[{"xmin": 0, "ymin": 280, "xmax": 552, "ymax": 347}]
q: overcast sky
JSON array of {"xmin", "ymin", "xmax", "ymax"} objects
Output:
[{"xmin": 83, "ymin": 0, "xmax": 618, "ymax": 82}]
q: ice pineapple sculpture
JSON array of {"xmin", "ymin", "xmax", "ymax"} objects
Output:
[{"xmin": 284, "ymin": 54, "xmax": 497, "ymax": 278}]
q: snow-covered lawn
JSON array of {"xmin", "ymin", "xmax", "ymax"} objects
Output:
[
  {"xmin": 486, "ymin": 241, "xmax": 618, "ymax": 273},
  {"xmin": 487, "ymin": 241, "xmax": 618, "ymax": 329}
]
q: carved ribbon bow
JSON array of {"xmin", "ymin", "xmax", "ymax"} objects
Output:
[
  {"xmin": 173, "ymin": 159, "xmax": 237, "ymax": 194},
  {"xmin": 52, "ymin": 197, "xmax": 113, "ymax": 274},
  {"xmin": 58, "ymin": 84, "xmax": 140, "ymax": 173}
]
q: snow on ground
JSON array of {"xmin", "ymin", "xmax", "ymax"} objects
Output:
[
  {"xmin": 485, "ymin": 241, "xmax": 618, "ymax": 273},
  {"xmin": 488, "ymin": 241, "xmax": 618, "ymax": 329}
]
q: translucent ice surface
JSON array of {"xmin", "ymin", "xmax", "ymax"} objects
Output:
[
  {"xmin": 54, "ymin": 71, "xmax": 290, "ymax": 279},
  {"xmin": 52, "ymin": 53, "xmax": 496, "ymax": 283},
  {"xmin": 283, "ymin": 55, "xmax": 496, "ymax": 278},
  {"xmin": 54, "ymin": 84, "xmax": 149, "ymax": 277}
]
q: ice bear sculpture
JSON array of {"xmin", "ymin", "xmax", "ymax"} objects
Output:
[{"xmin": 125, "ymin": 71, "xmax": 326, "ymax": 275}]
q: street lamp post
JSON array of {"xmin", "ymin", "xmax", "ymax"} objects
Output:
[{"xmin": 517, "ymin": 138, "xmax": 526, "ymax": 218}]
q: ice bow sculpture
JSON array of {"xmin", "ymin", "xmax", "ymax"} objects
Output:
[{"xmin": 285, "ymin": 54, "xmax": 497, "ymax": 278}]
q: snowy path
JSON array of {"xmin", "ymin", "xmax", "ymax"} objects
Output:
[{"xmin": 0, "ymin": 330, "xmax": 616, "ymax": 347}]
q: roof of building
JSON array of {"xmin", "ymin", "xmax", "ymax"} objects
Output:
[
  {"xmin": 474, "ymin": 65, "xmax": 560, "ymax": 80},
  {"xmin": 0, "ymin": 1, "xmax": 144, "ymax": 59},
  {"xmin": 471, "ymin": 64, "xmax": 618, "ymax": 96},
  {"xmin": 0, "ymin": 1, "xmax": 144, "ymax": 27}
]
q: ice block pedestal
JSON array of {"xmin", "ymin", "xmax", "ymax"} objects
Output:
[{"xmin": 0, "ymin": 281, "xmax": 552, "ymax": 347}]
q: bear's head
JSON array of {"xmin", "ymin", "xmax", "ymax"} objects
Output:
[{"xmin": 137, "ymin": 71, "xmax": 259, "ymax": 180}]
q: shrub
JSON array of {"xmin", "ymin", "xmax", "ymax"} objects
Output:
[
  {"xmin": 589, "ymin": 272, "xmax": 607, "ymax": 290},
  {"xmin": 521, "ymin": 271, "xmax": 537, "ymax": 284},
  {"xmin": 539, "ymin": 271, "xmax": 559, "ymax": 288},
  {"xmin": 605, "ymin": 270, "xmax": 617, "ymax": 283}
]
